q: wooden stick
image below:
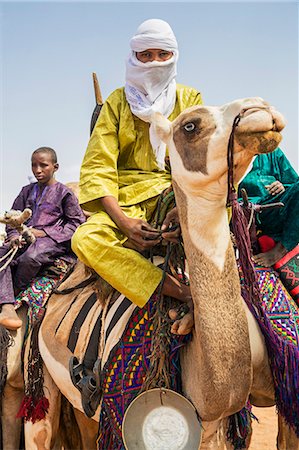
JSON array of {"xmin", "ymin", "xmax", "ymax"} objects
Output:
[{"xmin": 92, "ymin": 72, "xmax": 103, "ymax": 106}]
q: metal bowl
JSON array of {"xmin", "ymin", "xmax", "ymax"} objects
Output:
[{"xmin": 122, "ymin": 388, "xmax": 202, "ymax": 450}]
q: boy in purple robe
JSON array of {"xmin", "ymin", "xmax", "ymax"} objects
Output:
[{"xmin": 0, "ymin": 147, "xmax": 85, "ymax": 330}]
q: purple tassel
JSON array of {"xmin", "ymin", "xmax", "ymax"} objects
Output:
[
  {"xmin": 227, "ymin": 404, "xmax": 253, "ymax": 450},
  {"xmin": 231, "ymin": 194, "xmax": 256, "ymax": 288}
]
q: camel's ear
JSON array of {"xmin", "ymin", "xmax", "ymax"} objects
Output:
[{"xmin": 151, "ymin": 112, "xmax": 172, "ymax": 144}]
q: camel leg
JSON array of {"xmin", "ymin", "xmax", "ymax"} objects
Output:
[
  {"xmin": 24, "ymin": 364, "xmax": 61, "ymax": 450},
  {"xmin": 277, "ymin": 414, "xmax": 299, "ymax": 450},
  {"xmin": 199, "ymin": 418, "xmax": 252, "ymax": 450},
  {"xmin": 198, "ymin": 420, "xmax": 226, "ymax": 450},
  {"xmin": 1, "ymin": 307, "xmax": 27, "ymax": 450},
  {"xmin": 1, "ymin": 383, "xmax": 24, "ymax": 450},
  {"xmin": 73, "ymin": 408, "xmax": 98, "ymax": 450}
]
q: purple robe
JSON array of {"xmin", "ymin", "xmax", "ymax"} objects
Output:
[{"xmin": 0, "ymin": 182, "xmax": 85, "ymax": 305}]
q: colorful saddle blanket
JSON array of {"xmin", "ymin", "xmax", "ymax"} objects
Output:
[
  {"xmin": 253, "ymin": 266, "xmax": 299, "ymax": 346},
  {"xmin": 15, "ymin": 258, "xmax": 70, "ymax": 326},
  {"xmin": 97, "ymin": 294, "xmax": 187, "ymax": 450},
  {"xmin": 274, "ymin": 244, "xmax": 299, "ymax": 305},
  {"xmin": 239, "ymin": 264, "xmax": 299, "ymax": 436}
]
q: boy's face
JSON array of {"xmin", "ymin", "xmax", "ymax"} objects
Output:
[{"xmin": 31, "ymin": 152, "xmax": 58, "ymax": 185}]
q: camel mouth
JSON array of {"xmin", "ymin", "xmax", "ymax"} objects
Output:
[
  {"xmin": 236, "ymin": 106, "xmax": 285, "ymax": 135},
  {"xmin": 235, "ymin": 130, "xmax": 282, "ymax": 155},
  {"xmin": 257, "ymin": 130, "xmax": 283, "ymax": 154}
]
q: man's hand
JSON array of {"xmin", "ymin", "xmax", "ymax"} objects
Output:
[
  {"xmin": 30, "ymin": 228, "xmax": 47, "ymax": 238},
  {"xmin": 120, "ymin": 217, "xmax": 161, "ymax": 251},
  {"xmin": 161, "ymin": 207, "xmax": 181, "ymax": 243},
  {"xmin": 265, "ymin": 181, "xmax": 285, "ymax": 196},
  {"xmin": 99, "ymin": 195, "xmax": 161, "ymax": 251}
]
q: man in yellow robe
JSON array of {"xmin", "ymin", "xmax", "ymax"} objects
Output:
[{"xmin": 72, "ymin": 19, "xmax": 202, "ymax": 334}]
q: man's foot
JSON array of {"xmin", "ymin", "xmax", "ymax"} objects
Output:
[
  {"xmin": 253, "ymin": 242, "xmax": 288, "ymax": 267},
  {"xmin": 0, "ymin": 304, "xmax": 22, "ymax": 330},
  {"xmin": 168, "ymin": 300, "xmax": 194, "ymax": 335}
]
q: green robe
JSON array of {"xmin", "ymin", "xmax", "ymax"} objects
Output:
[
  {"xmin": 73, "ymin": 84, "xmax": 203, "ymax": 307},
  {"xmin": 238, "ymin": 148, "xmax": 299, "ymax": 251}
]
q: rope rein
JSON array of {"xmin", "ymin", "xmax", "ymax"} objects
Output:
[
  {"xmin": 226, "ymin": 113, "xmax": 242, "ymax": 207},
  {"xmin": 0, "ymin": 247, "xmax": 15, "ymax": 263},
  {"xmin": 0, "ymin": 247, "xmax": 18, "ymax": 272},
  {"xmin": 227, "ymin": 111, "xmax": 263, "ymax": 310},
  {"xmin": 142, "ymin": 190, "xmax": 187, "ymax": 391}
]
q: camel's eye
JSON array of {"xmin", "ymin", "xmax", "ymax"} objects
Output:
[{"xmin": 183, "ymin": 122, "xmax": 196, "ymax": 133}]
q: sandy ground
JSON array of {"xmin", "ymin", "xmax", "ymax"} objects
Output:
[{"xmin": 250, "ymin": 406, "xmax": 278, "ymax": 449}]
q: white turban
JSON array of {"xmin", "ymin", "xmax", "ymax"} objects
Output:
[
  {"xmin": 125, "ymin": 19, "xmax": 179, "ymax": 170},
  {"xmin": 130, "ymin": 18, "xmax": 178, "ymax": 52}
]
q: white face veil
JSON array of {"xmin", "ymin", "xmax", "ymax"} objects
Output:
[{"xmin": 125, "ymin": 19, "xmax": 179, "ymax": 170}]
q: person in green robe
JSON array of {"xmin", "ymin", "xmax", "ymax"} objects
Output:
[
  {"xmin": 238, "ymin": 147, "xmax": 299, "ymax": 266},
  {"xmin": 72, "ymin": 19, "xmax": 203, "ymax": 335}
]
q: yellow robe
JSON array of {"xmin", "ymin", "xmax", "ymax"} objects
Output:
[{"xmin": 72, "ymin": 84, "xmax": 203, "ymax": 307}]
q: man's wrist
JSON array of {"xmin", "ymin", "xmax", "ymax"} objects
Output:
[{"xmin": 115, "ymin": 214, "xmax": 131, "ymax": 234}]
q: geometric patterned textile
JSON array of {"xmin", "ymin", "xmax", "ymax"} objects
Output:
[
  {"xmin": 97, "ymin": 294, "xmax": 188, "ymax": 450},
  {"xmin": 274, "ymin": 244, "xmax": 299, "ymax": 305},
  {"xmin": 240, "ymin": 264, "xmax": 299, "ymax": 436},
  {"xmin": 14, "ymin": 258, "xmax": 69, "ymax": 326},
  {"xmin": 241, "ymin": 266, "xmax": 299, "ymax": 347}
]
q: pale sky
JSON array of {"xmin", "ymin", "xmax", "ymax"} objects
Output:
[{"xmin": 1, "ymin": 1, "xmax": 298, "ymax": 212}]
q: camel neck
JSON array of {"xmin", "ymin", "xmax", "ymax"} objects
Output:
[
  {"xmin": 174, "ymin": 182, "xmax": 252, "ymax": 420},
  {"xmin": 185, "ymin": 193, "xmax": 231, "ymax": 271}
]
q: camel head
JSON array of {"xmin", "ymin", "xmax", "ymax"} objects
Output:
[{"xmin": 153, "ymin": 97, "xmax": 285, "ymax": 202}]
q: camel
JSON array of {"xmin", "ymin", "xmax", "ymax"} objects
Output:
[
  {"xmin": 23, "ymin": 97, "xmax": 299, "ymax": 449},
  {"xmin": 152, "ymin": 97, "xmax": 299, "ymax": 448},
  {"xmin": 0, "ymin": 283, "xmax": 86, "ymax": 450},
  {"xmin": 0, "ymin": 184, "xmax": 91, "ymax": 450}
]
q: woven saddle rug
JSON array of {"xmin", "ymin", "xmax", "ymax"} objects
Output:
[
  {"xmin": 97, "ymin": 295, "xmax": 188, "ymax": 450},
  {"xmin": 14, "ymin": 258, "xmax": 70, "ymax": 327},
  {"xmin": 239, "ymin": 265, "xmax": 299, "ymax": 347},
  {"xmin": 239, "ymin": 264, "xmax": 299, "ymax": 436}
]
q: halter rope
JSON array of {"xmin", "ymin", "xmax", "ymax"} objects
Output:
[{"xmin": 226, "ymin": 112, "xmax": 262, "ymax": 309}]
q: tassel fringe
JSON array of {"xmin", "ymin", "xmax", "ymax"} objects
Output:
[
  {"xmin": 227, "ymin": 404, "xmax": 254, "ymax": 450},
  {"xmin": 231, "ymin": 193, "xmax": 299, "ymax": 436},
  {"xmin": 17, "ymin": 309, "xmax": 48, "ymax": 423},
  {"xmin": 16, "ymin": 395, "xmax": 49, "ymax": 423}
]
